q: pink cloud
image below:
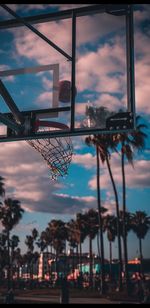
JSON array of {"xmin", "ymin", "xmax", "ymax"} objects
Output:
[
  {"xmin": 72, "ymin": 153, "xmax": 96, "ymax": 169},
  {"xmin": 88, "ymin": 154, "xmax": 150, "ymax": 190},
  {"xmin": 37, "ymin": 91, "xmax": 53, "ymax": 106},
  {"xmin": 0, "ymin": 141, "xmax": 97, "ymax": 214},
  {"xmin": 134, "ymin": 32, "xmax": 150, "ymax": 113},
  {"xmin": 76, "ymin": 40, "xmax": 126, "ymax": 93},
  {"xmin": 9, "ymin": 6, "xmax": 150, "ymax": 116}
]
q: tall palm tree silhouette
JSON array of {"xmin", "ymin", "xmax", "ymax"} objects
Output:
[
  {"xmin": 132, "ymin": 211, "xmax": 150, "ymax": 277},
  {"xmin": 0, "ymin": 198, "xmax": 24, "ymax": 289},
  {"xmin": 114, "ymin": 115, "xmax": 148, "ymax": 292},
  {"xmin": 103, "ymin": 214, "xmax": 117, "ymax": 282}
]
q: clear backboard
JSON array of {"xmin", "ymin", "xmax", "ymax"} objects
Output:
[{"xmin": 0, "ymin": 4, "xmax": 136, "ymax": 142}]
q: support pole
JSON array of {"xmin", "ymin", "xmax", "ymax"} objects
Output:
[
  {"xmin": 0, "ymin": 113, "xmax": 22, "ymax": 133},
  {"xmin": 0, "ymin": 79, "xmax": 24, "ymax": 125},
  {"xmin": 70, "ymin": 12, "xmax": 76, "ymax": 130},
  {"xmin": 126, "ymin": 5, "xmax": 136, "ymax": 127}
]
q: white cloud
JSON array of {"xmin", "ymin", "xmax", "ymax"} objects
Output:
[
  {"xmin": 37, "ymin": 91, "xmax": 53, "ymax": 105},
  {"xmin": 7, "ymin": 5, "xmax": 150, "ymax": 117},
  {"xmin": 54, "ymin": 193, "xmax": 96, "ymax": 203},
  {"xmin": 42, "ymin": 76, "xmax": 53, "ymax": 90},
  {"xmin": 72, "ymin": 153, "xmax": 96, "ymax": 169},
  {"xmin": 76, "ymin": 39, "xmax": 126, "ymax": 94},
  {"xmin": 0, "ymin": 141, "xmax": 97, "ymax": 215},
  {"xmin": 0, "ymin": 141, "xmax": 64, "ymax": 210},
  {"xmin": 88, "ymin": 154, "xmax": 150, "ymax": 190},
  {"xmin": 0, "ymin": 65, "xmax": 15, "ymax": 82},
  {"xmin": 134, "ymin": 31, "xmax": 150, "ymax": 114}
]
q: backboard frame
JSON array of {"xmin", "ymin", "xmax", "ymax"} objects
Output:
[{"xmin": 0, "ymin": 4, "xmax": 136, "ymax": 142}]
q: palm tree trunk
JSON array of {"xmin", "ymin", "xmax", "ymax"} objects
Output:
[
  {"xmin": 55, "ymin": 250, "xmax": 59, "ymax": 280},
  {"xmin": 109, "ymin": 241, "xmax": 112, "ymax": 283},
  {"xmin": 89, "ymin": 236, "xmax": 93, "ymax": 288},
  {"xmin": 139, "ymin": 238, "xmax": 144, "ymax": 277},
  {"xmin": 17, "ymin": 263, "xmax": 20, "ymax": 281},
  {"xmin": 121, "ymin": 146, "xmax": 130, "ymax": 293},
  {"xmin": 7, "ymin": 229, "xmax": 11, "ymax": 290},
  {"xmin": 105, "ymin": 155, "xmax": 123, "ymax": 290},
  {"xmin": 96, "ymin": 145, "xmax": 105, "ymax": 294},
  {"xmin": 79, "ymin": 241, "xmax": 82, "ymax": 273},
  {"xmin": 42, "ymin": 253, "xmax": 45, "ymax": 280},
  {"xmin": 97, "ymin": 231, "xmax": 101, "ymax": 260},
  {"xmin": 72, "ymin": 248, "xmax": 75, "ymax": 281}
]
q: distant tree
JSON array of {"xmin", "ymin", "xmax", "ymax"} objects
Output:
[
  {"xmin": 31, "ymin": 228, "xmax": 38, "ymax": 241},
  {"xmin": 10, "ymin": 235, "xmax": 20, "ymax": 279},
  {"xmin": 132, "ymin": 211, "xmax": 150, "ymax": 277},
  {"xmin": 84, "ymin": 209, "xmax": 99, "ymax": 288},
  {"xmin": 25, "ymin": 229, "xmax": 39, "ymax": 280},
  {"xmin": 36, "ymin": 231, "xmax": 47, "ymax": 253},
  {"xmin": 13, "ymin": 248, "xmax": 23, "ymax": 280},
  {"xmin": 75, "ymin": 213, "xmax": 88, "ymax": 273},
  {"xmin": 103, "ymin": 215, "xmax": 117, "ymax": 282},
  {"xmin": 66, "ymin": 219, "xmax": 79, "ymax": 279},
  {"xmin": 85, "ymin": 125, "xmax": 122, "ymax": 291},
  {"xmin": 48, "ymin": 220, "xmax": 67, "ymax": 277},
  {"xmin": 0, "ymin": 198, "xmax": 24, "ymax": 289},
  {"xmin": 114, "ymin": 115, "xmax": 148, "ymax": 290},
  {"xmin": 0, "ymin": 232, "xmax": 7, "ymax": 281}
]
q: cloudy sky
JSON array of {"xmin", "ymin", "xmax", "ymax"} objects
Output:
[{"xmin": 0, "ymin": 4, "xmax": 150, "ymax": 259}]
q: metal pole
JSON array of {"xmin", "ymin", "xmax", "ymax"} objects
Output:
[
  {"xmin": 70, "ymin": 12, "xmax": 76, "ymax": 130},
  {"xmin": 0, "ymin": 126, "xmax": 135, "ymax": 143},
  {"xmin": 126, "ymin": 5, "xmax": 136, "ymax": 127},
  {"xmin": 1, "ymin": 4, "xmax": 72, "ymax": 61},
  {"xmin": 0, "ymin": 113, "xmax": 22, "ymax": 132},
  {"xmin": 0, "ymin": 79, "xmax": 24, "ymax": 124},
  {"xmin": 0, "ymin": 5, "xmax": 106, "ymax": 30}
]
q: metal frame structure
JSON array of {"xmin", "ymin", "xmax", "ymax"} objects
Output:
[{"xmin": 0, "ymin": 4, "xmax": 136, "ymax": 142}]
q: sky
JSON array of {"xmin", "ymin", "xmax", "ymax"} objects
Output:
[{"xmin": 0, "ymin": 4, "xmax": 150, "ymax": 260}]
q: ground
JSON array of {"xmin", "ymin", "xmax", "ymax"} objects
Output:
[{"xmin": 0, "ymin": 287, "xmax": 140, "ymax": 304}]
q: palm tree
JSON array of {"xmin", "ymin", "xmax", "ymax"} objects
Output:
[
  {"xmin": 48, "ymin": 220, "xmax": 67, "ymax": 277},
  {"xmin": 36, "ymin": 232, "xmax": 47, "ymax": 253},
  {"xmin": 115, "ymin": 115, "xmax": 148, "ymax": 291},
  {"xmin": 31, "ymin": 228, "xmax": 39, "ymax": 242},
  {"xmin": 0, "ymin": 232, "xmax": 7, "ymax": 282},
  {"xmin": 103, "ymin": 215, "xmax": 117, "ymax": 282},
  {"xmin": 25, "ymin": 233, "xmax": 36, "ymax": 279},
  {"xmin": 31, "ymin": 228, "xmax": 39, "ymax": 277},
  {"xmin": 13, "ymin": 248, "xmax": 23, "ymax": 280},
  {"xmin": 10, "ymin": 235, "xmax": 20, "ymax": 279},
  {"xmin": 132, "ymin": 211, "xmax": 150, "ymax": 277},
  {"xmin": 96, "ymin": 145, "xmax": 106, "ymax": 294},
  {"xmin": 85, "ymin": 209, "xmax": 99, "ymax": 288},
  {"xmin": 44, "ymin": 227, "xmax": 53, "ymax": 253},
  {"xmin": 36, "ymin": 228, "xmax": 54, "ymax": 280},
  {"xmin": 85, "ymin": 136, "xmax": 106, "ymax": 293},
  {"xmin": 0, "ymin": 198, "xmax": 24, "ymax": 289},
  {"xmin": 66, "ymin": 219, "xmax": 79, "ymax": 279},
  {"xmin": 85, "ymin": 131, "xmax": 123, "ymax": 291},
  {"xmin": 75, "ymin": 213, "xmax": 88, "ymax": 273},
  {"xmin": 119, "ymin": 211, "xmax": 133, "ymax": 241}
]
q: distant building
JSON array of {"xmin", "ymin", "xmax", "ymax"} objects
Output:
[
  {"xmin": 128, "ymin": 258, "xmax": 141, "ymax": 264},
  {"xmin": 38, "ymin": 252, "xmax": 55, "ymax": 280}
]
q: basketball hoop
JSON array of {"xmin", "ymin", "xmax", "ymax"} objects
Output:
[{"xmin": 27, "ymin": 120, "xmax": 73, "ymax": 180}]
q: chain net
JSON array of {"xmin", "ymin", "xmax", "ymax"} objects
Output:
[{"xmin": 27, "ymin": 125, "xmax": 73, "ymax": 180}]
